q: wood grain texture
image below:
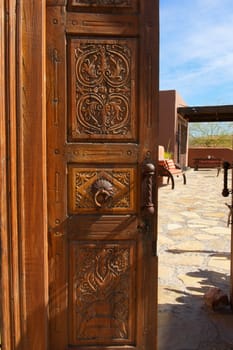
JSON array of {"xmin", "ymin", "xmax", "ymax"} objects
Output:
[
  {"xmin": 17, "ymin": 1, "xmax": 48, "ymax": 349},
  {"xmin": 0, "ymin": 2, "xmax": 12, "ymax": 348},
  {"xmin": 1, "ymin": 1, "xmax": 159, "ymax": 349},
  {"xmin": 47, "ymin": 1, "xmax": 159, "ymax": 349},
  {"xmin": 0, "ymin": 1, "xmax": 22, "ymax": 349}
]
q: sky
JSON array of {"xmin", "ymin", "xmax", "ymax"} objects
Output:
[{"xmin": 160, "ymin": 0, "xmax": 233, "ymax": 107}]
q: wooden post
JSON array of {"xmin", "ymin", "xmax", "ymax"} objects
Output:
[
  {"xmin": 0, "ymin": 1, "xmax": 48, "ymax": 349},
  {"xmin": 0, "ymin": 0, "xmax": 22, "ymax": 348},
  {"xmin": 17, "ymin": 1, "xmax": 48, "ymax": 349},
  {"xmin": 0, "ymin": 2, "xmax": 13, "ymax": 348}
]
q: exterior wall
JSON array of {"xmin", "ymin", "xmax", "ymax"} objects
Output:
[
  {"xmin": 158, "ymin": 90, "xmax": 176, "ymax": 155},
  {"xmin": 158, "ymin": 145, "xmax": 165, "ymax": 160},
  {"xmin": 159, "ymin": 90, "xmax": 188, "ymax": 167},
  {"xmin": 176, "ymin": 92, "xmax": 189, "ymax": 166},
  {"xmin": 188, "ymin": 147, "xmax": 233, "ymax": 167}
]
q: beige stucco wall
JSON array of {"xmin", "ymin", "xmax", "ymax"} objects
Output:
[
  {"xmin": 158, "ymin": 90, "xmax": 176, "ymax": 154},
  {"xmin": 159, "ymin": 90, "xmax": 188, "ymax": 166}
]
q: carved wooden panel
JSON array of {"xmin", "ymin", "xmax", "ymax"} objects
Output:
[
  {"xmin": 68, "ymin": 38, "xmax": 137, "ymax": 141},
  {"xmin": 68, "ymin": 0, "xmax": 138, "ymax": 12},
  {"xmin": 69, "ymin": 241, "xmax": 136, "ymax": 345},
  {"xmin": 68, "ymin": 165, "xmax": 136, "ymax": 213}
]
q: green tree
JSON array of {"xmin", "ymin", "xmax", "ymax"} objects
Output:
[{"xmin": 189, "ymin": 122, "xmax": 233, "ymax": 148}]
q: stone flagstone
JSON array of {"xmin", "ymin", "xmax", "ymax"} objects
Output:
[{"xmin": 158, "ymin": 169, "xmax": 233, "ymax": 350}]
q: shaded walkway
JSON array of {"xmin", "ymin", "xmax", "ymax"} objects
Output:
[{"xmin": 158, "ymin": 169, "xmax": 233, "ymax": 350}]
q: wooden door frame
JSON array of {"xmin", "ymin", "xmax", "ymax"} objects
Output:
[{"xmin": 0, "ymin": 1, "xmax": 48, "ymax": 349}]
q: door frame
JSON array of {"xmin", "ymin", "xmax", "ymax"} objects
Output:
[{"xmin": 0, "ymin": 1, "xmax": 48, "ymax": 349}]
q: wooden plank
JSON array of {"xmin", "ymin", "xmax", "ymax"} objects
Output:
[
  {"xmin": 0, "ymin": 2, "xmax": 12, "ymax": 348},
  {"xmin": 5, "ymin": 0, "xmax": 22, "ymax": 348},
  {"xmin": 17, "ymin": 1, "xmax": 48, "ymax": 349},
  {"xmin": 0, "ymin": 0, "xmax": 23, "ymax": 348},
  {"xmin": 178, "ymin": 105, "xmax": 233, "ymax": 122},
  {"xmin": 66, "ymin": 12, "xmax": 139, "ymax": 36}
]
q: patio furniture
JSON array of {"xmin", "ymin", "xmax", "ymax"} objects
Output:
[
  {"xmin": 158, "ymin": 159, "xmax": 186, "ymax": 190},
  {"xmin": 193, "ymin": 157, "xmax": 222, "ymax": 176}
]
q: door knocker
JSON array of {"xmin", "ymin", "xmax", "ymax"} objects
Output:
[{"xmin": 91, "ymin": 178, "xmax": 114, "ymax": 208}]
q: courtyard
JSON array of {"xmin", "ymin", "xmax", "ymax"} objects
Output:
[{"xmin": 158, "ymin": 168, "xmax": 233, "ymax": 350}]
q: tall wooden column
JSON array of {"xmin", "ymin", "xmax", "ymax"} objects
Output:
[
  {"xmin": 18, "ymin": 1, "xmax": 48, "ymax": 349},
  {"xmin": 0, "ymin": 1, "xmax": 48, "ymax": 349},
  {"xmin": 0, "ymin": 1, "xmax": 16, "ymax": 349}
]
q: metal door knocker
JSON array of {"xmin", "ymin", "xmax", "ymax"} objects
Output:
[{"xmin": 91, "ymin": 178, "xmax": 114, "ymax": 208}]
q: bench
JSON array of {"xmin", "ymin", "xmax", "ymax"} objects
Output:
[
  {"xmin": 193, "ymin": 157, "xmax": 222, "ymax": 176},
  {"xmin": 158, "ymin": 159, "xmax": 186, "ymax": 189}
]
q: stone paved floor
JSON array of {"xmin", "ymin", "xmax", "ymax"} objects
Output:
[{"xmin": 158, "ymin": 168, "xmax": 233, "ymax": 350}]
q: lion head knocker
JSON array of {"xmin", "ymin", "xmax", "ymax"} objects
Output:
[{"xmin": 91, "ymin": 178, "xmax": 114, "ymax": 208}]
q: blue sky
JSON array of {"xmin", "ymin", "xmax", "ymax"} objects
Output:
[{"xmin": 160, "ymin": 0, "xmax": 233, "ymax": 106}]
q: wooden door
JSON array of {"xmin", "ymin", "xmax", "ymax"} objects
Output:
[{"xmin": 46, "ymin": 1, "xmax": 159, "ymax": 349}]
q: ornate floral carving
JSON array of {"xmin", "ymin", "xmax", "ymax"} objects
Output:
[
  {"xmin": 69, "ymin": 168, "xmax": 134, "ymax": 212},
  {"xmin": 73, "ymin": 244, "xmax": 131, "ymax": 341},
  {"xmin": 73, "ymin": 41, "xmax": 132, "ymax": 136}
]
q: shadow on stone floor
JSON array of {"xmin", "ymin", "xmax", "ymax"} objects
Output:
[
  {"xmin": 167, "ymin": 249, "xmax": 231, "ymax": 259},
  {"xmin": 158, "ymin": 169, "xmax": 233, "ymax": 349},
  {"xmin": 158, "ymin": 269, "xmax": 233, "ymax": 350}
]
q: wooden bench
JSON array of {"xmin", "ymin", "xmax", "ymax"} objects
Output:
[
  {"xmin": 158, "ymin": 159, "xmax": 187, "ymax": 189},
  {"xmin": 193, "ymin": 157, "xmax": 222, "ymax": 176}
]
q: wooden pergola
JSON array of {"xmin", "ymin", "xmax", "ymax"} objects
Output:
[{"xmin": 178, "ymin": 105, "xmax": 233, "ymax": 122}]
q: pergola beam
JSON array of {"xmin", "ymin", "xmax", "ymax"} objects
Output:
[{"xmin": 178, "ymin": 105, "xmax": 233, "ymax": 122}]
